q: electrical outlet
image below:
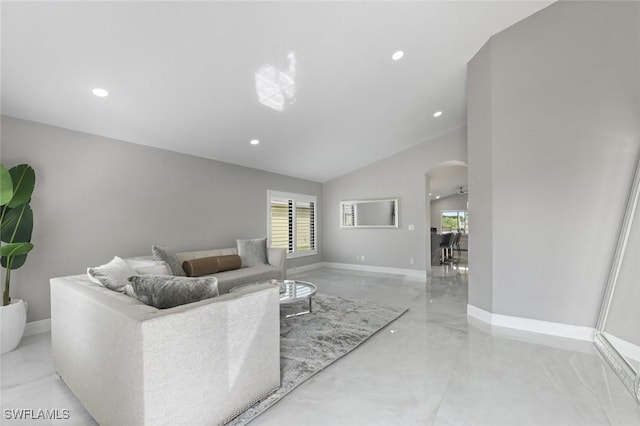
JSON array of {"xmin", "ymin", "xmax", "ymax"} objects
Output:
[
  {"xmin": 356, "ymin": 255, "xmax": 360, "ymax": 261},
  {"xmin": 408, "ymin": 224, "xmax": 415, "ymax": 231},
  {"xmin": 361, "ymin": 255, "xmax": 366, "ymax": 262},
  {"xmin": 409, "ymin": 257, "xmax": 415, "ymax": 265}
]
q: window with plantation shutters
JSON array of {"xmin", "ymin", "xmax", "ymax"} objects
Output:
[{"xmin": 267, "ymin": 191, "xmax": 317, "ymax": 258}]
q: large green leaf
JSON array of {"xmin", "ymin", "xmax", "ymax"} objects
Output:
[
  {"xmin": 0, "ymin": 204, "xmax": 33, "ymax": 243},
  {"xmin": 0, "ymin": 165, "xmax": 13, "ymax": 206},
  {"xmin": 7, "ymin": 164, "xmax": 35, "ymax": 208},
  {"xmin": 0, "ymin": 242, "xmax": 33, "ymax": 257},
  {"xmin": 0, "ymin": 243, "xmax": 32, "ymax": 270},
  {"xmin": 1, "ymin": 254, "xmax": 28, "ymax": 270}
]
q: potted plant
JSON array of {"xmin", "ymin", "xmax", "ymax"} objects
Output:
[{"xmin": 0, "ymin": 163, "xmax": 35, "ymax": 354}]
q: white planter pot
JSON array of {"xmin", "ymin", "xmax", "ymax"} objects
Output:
[{"xmin": 1, "ymin": 299, "xmax": 27, "ymax": 354}]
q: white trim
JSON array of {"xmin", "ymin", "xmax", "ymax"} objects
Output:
[
  {"xmin": 323, "ymin": 262, "xmax": 427, "ymax": 281},
  {"xmin": 24, "ymin": 318, "xmax": 51, "ymax": 336},
  {"xmin": 287, "ymin": 261, "xmax": 427, "ymax": 281},
  {"xmin": 287, "ymin": 262, "xmax": 325, "ymax": 275},
  {"xmin": 466, "ymin": 304, "xmax": 493, "ymax": 324},
  {"xmin": 268, "ymin": 190, "xmax": 316, "ymax": 205},
  {"xmin": 467, "ymin": 304, "xmax": 595, "ymax": 341},
  {"xmin": 286, "ymin": 250, "xmax": 318, "ymax": 259},
  {"xmin": 603, "ymin": 333, "xmax": 640, "ymax": 365}
]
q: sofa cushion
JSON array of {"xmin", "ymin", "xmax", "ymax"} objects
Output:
[
  {"xmin": 182, "ymin": 255, "xmax": 241, "ymax": 277},
  {"xmin": 174, "ymin": 248, "xmax": 237, "ymax": 264},
  {"xmin": 87, "ymin": 256, "xmax": 137, "ymax": 293},
  {"xmin": 136, "ymin": 262, "xmax": 172, "ymax": 275},
  {"xmin": 126, "ymin": 275, "xmax": 219, "ymax": 309},
  {"xmin": 237, "ymin": 238, "xmax": 267, "ymax": 267},
  {"xmin": 152, "ymin": 245, "xmax": 186, "ymax": 276},
  {"xmin": 214, "ymin": 264, "xmax": 280, "ymax": 294},
  {"xmin": 124, "ymin": 258, "xmax": 172, "ymax": 275}
]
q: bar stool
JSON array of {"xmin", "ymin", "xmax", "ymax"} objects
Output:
[{"xmin": 439, "ymin": 233, "xmax": 453, "ymax": 264}]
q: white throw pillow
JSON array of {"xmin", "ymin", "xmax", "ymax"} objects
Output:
[{"xmin": 87, "ymin": 256, "xmax": 137, "ymax": 293}]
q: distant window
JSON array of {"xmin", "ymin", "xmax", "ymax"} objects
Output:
[
  {"xmin": 267, "ymin": 191, "xmax": 317, "ymax": 258},
  {"xmin": 441, "ymin": 210, "xmax": 468, "ymax": 234}
]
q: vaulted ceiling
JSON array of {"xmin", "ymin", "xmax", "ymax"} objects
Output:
[{"xmin": 1, "ymin": 1, "xmax": 552, "ymax": 182}]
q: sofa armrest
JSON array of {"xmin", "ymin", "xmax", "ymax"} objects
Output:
[
  {"xmin": 51, "ymin": 276, "xmax": 280, "ymax": 426},
  {"xmin": 267, "ymin": 247, "xmax": 287, "ymax": 279},
  {"xmin": 141, "ymin": 283, "xmax": 280, "ymax": 425}
]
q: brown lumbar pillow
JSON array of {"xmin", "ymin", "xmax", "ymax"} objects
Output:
[
  {"xmin": 182, "ymin": 255, "xmax": 242, "ymax": 277},
  {"xmin": 215, "ymin": 255, "xmax": 242, "ymax": 272},
  {"xmin": 183, "ymin": 256, "xmax": 219, "ymax": 276}
]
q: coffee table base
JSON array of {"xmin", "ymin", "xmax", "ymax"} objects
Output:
[{"xmin": 283, "ymin": 297, "xmax": 314, "ymax": 318}]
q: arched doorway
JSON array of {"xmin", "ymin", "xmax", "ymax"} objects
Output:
[{"xmin": 426, "ymin": 161, "xmax": 469, "ymax": 278}]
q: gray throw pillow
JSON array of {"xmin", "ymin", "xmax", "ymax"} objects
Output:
[
  {"xmin": 127, "ymin": 275, "xmax": 219, "ymax": 309},
  {"xmin": 237, "ymin": 237, "xmax": 268, "ymax": 267},
  {"xmin": 152, "ymin": 245, "xmax": 186, "ymax": 276}
]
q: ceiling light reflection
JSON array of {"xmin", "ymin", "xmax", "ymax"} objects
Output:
[
  {"xmin": 92, "ymin": 88, "xmax": 109, "ymax": 97},
  {"xmin": 392, "ymin": 51, "xmax": 404, "ymax": 61},
  {"xmin": 255, "ymin": 52, "xmax": 296, "ymax": 112}
]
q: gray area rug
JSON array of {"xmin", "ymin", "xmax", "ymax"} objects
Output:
[{"xmin": 226, "ymin": 293, "xmax": 408, "ymax": 425}]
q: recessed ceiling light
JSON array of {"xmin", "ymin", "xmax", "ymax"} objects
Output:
[
  {"xmin": 429, "ymin": 193, "xmax": 432, "ymax": 196},
  {"xmin": 436, "ymin": 195, "xmax": 440, "ymax": 199},
  {"xmin": 392, "ymin": 50, "xmax": 404, "ymax": 61},
  {"xmin": 433, "ymin": 111, "xmax": 443, "ymax": 118},
  {"xmin": 92, "ymin": 88, "xmax": 109, "ymax": 97},
  {"xmin": 250, "ymin": 139, "xmax": 260, "ymax": 145}
]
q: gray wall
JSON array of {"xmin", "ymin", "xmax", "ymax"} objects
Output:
[
  {"xmin": 323, "ymin": 127, "xmax": 467, "ymax": 273},
  {"xmin": 467, "ymin": 1, "xmax": 640, "ymax": 326},
  {"xmin": 1, "ymin": 116, "xmax": 322, "ymax": 322},
  {"xmin": 467, "ymin": 38, "xmax": 494, "ymax": 313}
]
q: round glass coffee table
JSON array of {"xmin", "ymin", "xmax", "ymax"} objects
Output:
[
  {"xmin": 230, "ymin": 279, "xmax": 317, "ymax": 317},
  {"xmin": 278, "ymin": 280, "xmax": 317, "ymax": 317}
]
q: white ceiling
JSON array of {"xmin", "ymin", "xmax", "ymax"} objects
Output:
[
  {"xmin": 1, "ymin": 1, "xmax": 552, "ymax": 183},
  {"xmin": 429, "ymin": 164, "xmax": 468, "ymax": 201}
]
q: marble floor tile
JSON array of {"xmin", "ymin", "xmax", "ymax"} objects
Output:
[{"xmin": 2, "ymin": 264, "xmax": 639, "ymax": 425}]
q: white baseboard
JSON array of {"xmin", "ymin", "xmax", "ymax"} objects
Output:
[
  {"xmin": 467, "ymin": 304, "xmax": 493, "ymax": 324},
  {"xmin": 467, "ymin": 304, "xmax": 595, "ymax": 341},
  {"xmin": 288, "ymin": 261, "xmax": 427, "ymax": 281},
  {"xmin": 322, "ymin": 262, "xmax": 427, "ymax": 281},
  {"xmin": 24, "ymin": 318, "xmax": 51, "ymax": 336},
  {"xmin": 287, "ymin": 262, "xmax": 326, "ymax": 275}
]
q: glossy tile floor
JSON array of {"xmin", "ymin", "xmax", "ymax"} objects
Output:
[{"xmin": 2, "ymin": 262, "xmax": 640, "ymax": 425}]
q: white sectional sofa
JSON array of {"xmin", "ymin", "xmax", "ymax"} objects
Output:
[
  {"xmin": 133, "ymin": 246, "xmax": 286, "ymax": 294},
  {"xmin": 50, "ymin": 247, "xmax": 286, "ymax": 425}
]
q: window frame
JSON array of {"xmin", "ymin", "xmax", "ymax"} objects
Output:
[
  {"xmin": 441, "ymin": 210, "xmax": 469, "ymax": 234},
  {"xmin": 267, "ymin": 190, "xmax": 318, "ymax": 259}
]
